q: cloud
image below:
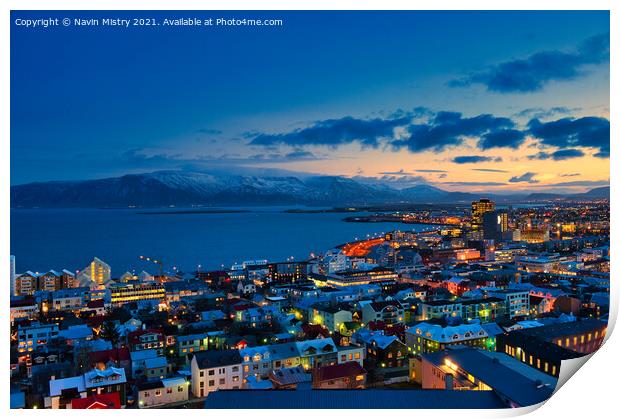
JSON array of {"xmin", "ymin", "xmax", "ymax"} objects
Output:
[
  {"xmin": 438, "ymin": 173, "xmax": 447, "ymax": 179},
  {"xmin": 478, "ymin": 129, "xmax": 526, "ymax": 150},
  {"xmin": 414, "ymin": 169, "xmax": 448, "ymax": 173},
  {"xmin": 391, "ymin": 112, "xmax": 515, "ymax": 153},
  {"xmin": 353, "ymin": 174, "xmax": 428, "ymax": 189},
  {"xmin": 249, "ymin": 115, "xmax": 411, "ymax": 148},
  {"xmin": 509, "ymin": 172, "xmax": 539, "ymax": 183},
  {"xmin": 379, "ymin": 169, "xmax": 415, "ymax": 175},
  {"xmin": 560, "ymin": 173, "xmax": 580, "ymax": 177},
  {"xmin": 471, "ymin": 168, "xmax": 508, "ymax": 173},
  {"xmin": 514, "ymin": 106, "xmax": 580, "ymax": 119},
  {"xmin": 527, "ymin": 148, "xmax": 586, "ymax": 161},
  {"xmin": 197, "ymin": 128, "xmax": 223, "ymax": 135},
  {"xmin": 452, "ymin": 155, "xmax": 502, "ymax": 164},
  {"xmin": 527, "ymin": 116, "xmax": 609, "ymax": 158},
  {"xmin": 449, "ymin": 33, "xmax": 609, "ymax": 93},
  {"xmin": 541, "ymin": 179, "xmax": 609, "ymax": 187},
  {"xmin": 442, "ymin": 181, "xmax": 507, "ymax": 187}
]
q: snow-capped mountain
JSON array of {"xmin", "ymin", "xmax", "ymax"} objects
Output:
[{"xmin": 10, "ymin": 170, "xmax": 609, "ymax": 208}]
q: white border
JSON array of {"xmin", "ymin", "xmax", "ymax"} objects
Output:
[{"xmin": 1, "ymin": 2, "xmax": 617, "ymax": 418}]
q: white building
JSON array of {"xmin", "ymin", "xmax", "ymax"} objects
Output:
[
  {"xmin": 190, "ymin": 349, "xmax": 243, "ymax": 398},
  {"xmin": 77, "ymin": 257, "xmax": 112, "ymax": 288},
  {"xmin": 137, "ymin": 376, "xmax": 188, "ymax": 408}
]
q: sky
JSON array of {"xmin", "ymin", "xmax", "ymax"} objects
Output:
[{"xmin": 10, "ymin": 10, "xmax": 610, "ymax": 193}]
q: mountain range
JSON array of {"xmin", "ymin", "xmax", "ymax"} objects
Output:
[{"xmin": 10, "ymin": 171, "xmax": 610, "ymax": 208}]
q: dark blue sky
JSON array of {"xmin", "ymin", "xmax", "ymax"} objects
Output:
[{"xmin": 10, "ymin": 10, "xmax": 609, "ymax": 192}]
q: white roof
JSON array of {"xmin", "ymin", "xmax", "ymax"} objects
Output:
[
  {"xmin": 49, "ymin": 376, "xmax": 85, "ymax": 396},
  {"xmin": 408, "ymin": 322, "xmax": 488, "ymax": 343}
]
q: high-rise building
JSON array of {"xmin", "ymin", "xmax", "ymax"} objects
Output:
[
  {"xmin": 498, "ymin": 212, "xmax": 509, "ymax": 232},
  {"xmin": 10, "ymin": 255, "xmax": 16, "ymax": 296},
  {"xmin": 471, "ymin": 199, "xmax": 495, "ymax": 232},
  {"xmin": 482, "ymin": 211, "xmax": 508, "ymax": 241}
]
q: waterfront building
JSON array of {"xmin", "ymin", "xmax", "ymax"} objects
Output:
[
  {"xmin": 77, "ymin": 257, "xmax": 112, "ymax": 288},
  {"xmin": 109, "ymin": 281, "xmax": 165, "ymax": 306}
]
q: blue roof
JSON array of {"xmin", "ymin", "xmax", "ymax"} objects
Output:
[{"xmin": 203, "ymin": 389, "xmax": 506, "ymax": 409}]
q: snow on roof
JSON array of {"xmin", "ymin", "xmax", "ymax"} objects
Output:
[{"xmin": 408, "ymin": 322, "xmax": 488, "ymax": 343}]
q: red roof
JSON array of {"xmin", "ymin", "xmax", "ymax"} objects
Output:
[
  {"xmin": 301, "ymin": 323, "xmax": 330, "ymax": 339},
  {"xmin": 127, "ymin": 329, "xmax": 163, "ymax": 344},
  {"xmin": 71, "ymin": 392, "xmax": 121, "ymax": 409},
  {"xmin": 316, "ymin": 361, "xmax": 367, "ymax": 381},
  {"xmin": 87, "ymin": 300, "xmax": 105, "ymax": 309}
]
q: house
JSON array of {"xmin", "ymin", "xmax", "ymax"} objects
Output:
[
  {"xmin": 89, "ymin": 348, "xmax": 131, "ymax": 374},
  {"xmin": 47, "ymin": 367, "xmax": 127, "ymax": 409},
  {"xmin": 405, "ymin": 322, "xmax": 490, "ymax": 355},
  {"xmin": 529, "ymin": 295, "xmax": 552, "ymax": 316},
  {"xmin": 190, "ymin": 349, "xmax": 243, "ymax": 397},
  {"xmin": 136, "ymin": 377, "xmax": 188, "ymax": 408},
  {"xmin": 71, "ymin": 393, "xmax": 121, "ymax": 409},
  {"xmin": 143, "ymin": 356, "xmax": 169, "ymax": 382},
  {"xmin": 127, "ymin": 329, "xmax": 165, "ymax": 355},
  {"xmin": 361, "ymin": 300, "xmax": 405, "ymax": 325},
  {"xmin": 130, "ymin": 349, "xmax": 160, "ymax": 380},
  {"xmin": 313, "ymin": 361, "xmax": 367, "ymax": 389},
  {"xmin": 240, "ymin": 342, "xmax": 301, "ymax": 379},
  {"xmin": 237, "ymin": 280, "xmax": 257, "ymax": 295},
  {"xmin": 295, "ymin": 338, "xmax": 338, "ymax": 370},
  {"xmin": 268, "ymin": 366, "xmax": 311, "ymax": 389},
  {"xmin": 355, "ymin": 330, "xmax": 407, "ymax": 368},
  {"xmin": 310, "ymin": 305, "xmax": 353, "ymax": 332},
  {"xmin": 336, "ymin": 344, "xmax": 365, "ymax": 366}
]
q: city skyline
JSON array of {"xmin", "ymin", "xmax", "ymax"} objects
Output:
[{"xmin": 10, "ymin": 11, "xmax": 609, "ymax": 194}]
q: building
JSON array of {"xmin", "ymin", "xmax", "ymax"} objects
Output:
[
  {"xmin": 136, "ymin": 377, "xmax": 188, "ymax": 408},
  {"xmin": 70, "ymin": 393, "xmax": 121, "ymax": 409},
  {"xmin": 47, "ymin": 367, "xmax": 127, "ymax": 409},
  {"xmin": 460, "ymin": 297, "xmax": 506, "ymax": 323},
  {"xmin": 190, "ymin": 349, "xmax": 243, "ymax": 397},
  {"xmin": 420, "ymin": 347, "xmax": 556, "ymax": 407},
  {"xmin": 361, "ymin": 301, "xmax": 405, "ymax": 325},
  {"xmin": 313, "ymin": 361, "xmax": 367, "ymax": 389},
  {"xmin": 326, "ymin": 267, "xmax": 399, "ymax": 287},
  {"xmin": 77, "ymin": 257, "xmax": 111, "ymax": 288},
  {"xmin": 482, "ymin": 211, "xmax": 503, "ymax": 241},
  {"xmin": 240, "ymin": 342, "xmax": 301, "ymax": 379},
  {"xmin": 471, "ymin": 199, "xmax": 495, "ymax": 232},
  {"xmin": 419, "ymin": 300, "xmax": 463, "ymax": 321},
  {"xmin": 38, "ymin": 270, "xmax": 63, "ymax": 292},
  {"xmin": 268, "ymin": 366, "xmax": 311, "ymax": 389},
  {"xmin": 488, "ymin": 290, "xmax": 529, "ymax": 319},
  {"xmin": 295, "ymin": 338, "xmax": 338, "ymax": 370},
  {"xmin": 14, "ymin": 271, "xmax": 38, "ymax": 296},
  {"xmin": 405, "ymin": 322, "xmax": 490, "ymax": 355},
  {"xmin": 127, "ymin": 329, "xmax": 165, "ymax": 356},
  {"xmin": 18, "ymin": 323, "xmax": 59, "ymax": 356},
  {"xmin": 109, "ymin": 282, "xmax": 165, "ymax": 306},
  {"xmin": 355, "ymin": 331, "xmax": 407, "ymax": 368}
]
